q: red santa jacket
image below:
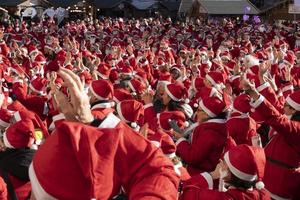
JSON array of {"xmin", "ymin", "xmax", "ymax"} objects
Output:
[
  {"xmin": 251, "ymin": 96, "xmax": 300, "ymax": 200},
  {"xmin": 180, "ymin": 172, "xmax": 270, "ymax": 200},
  {"xmin": 91, "ymin": 102, "xmax": 115, "ymax": 121},
  {"xmin": 97, "ymin": 113, "xmax": 180, "ymax": 199},
  {"xmin": 32, "ymin": 115, "xmax": 179, "ymax": 200},
  {"xmin": 12, "ymin": 81, "xmax": 48, "ymax": 120},
  {"xmin": 146, "ymin": 128, "xmax": 176, "ymax": 157},
  {"xmin": 176, "ymin": 119, "xmax": 228, "ymax": 175},
  {"xmin": 226, "ymin": 113, "xmax": 257, "ymax": 145}
]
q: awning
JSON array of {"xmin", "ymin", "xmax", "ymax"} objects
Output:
[
  {"xmin": 92, "ymin": 0, "xmax": 126, "ymax": 9},
  {"xmin": 48, "ymin": 0, "xmax": 81, "ymax": 8},
  {"xmin": 160, "ymin": 1, "xmax": 180, "ymax": 11},
  {"xmin": 130, "ymin": 0, "xmax": 158, "ymax": 10},
  {"xmin": 0, "ymin": 0, "xmax": 25, "ymax": 7}
]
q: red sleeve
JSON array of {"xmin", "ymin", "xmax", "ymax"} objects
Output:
[
  {"xmin": 176, "ymin": 129, "xmax": 216, "ymax": 166},
  {"xmin": 143, "ymin": 103, "xmax": 158, "ymax": 130},
  {"xmin": 254, "ymin": 97, "xmax": 300, "ymax": 151},
  {"xmin": 12, "ymin": 81, "xmax": 28, "ymax": 101},
  {"xmin": 160, "ymin": 133, "xmax": 176, "ymax": 156},
  {"xmin": 180, "ymin": 185, "xmax": 232, "ymax": 200},
  {"xmin": 257, "ymin": 82, "xmax": 283, "ymax": 112}
]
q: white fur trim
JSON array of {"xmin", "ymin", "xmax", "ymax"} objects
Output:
[
  {"xmin": 165, "ymin": 152, "xmax": 176, "ymax": 158},
  {"xmin": 174, "ymin": 162, "xmax": 183, "ymax": 176},
  {"xmin": 116, "ymin": 103, "xmax": 130, "ymax": 123},
  {"xmin": 52, "ymin": 113, "xmax": 65, "ymax": 122},
  {"xmin": 3, "ymin": 131, "xmax": 14, "ymax": 148},
  {"xmin": 0, "ymin": 119, "xmax": 9, "ymax": 128},
  {"xmin": 165, "ymin": 84, "xmax": 180, "ymax": 102},
  {"xmin": 256, "ymin": 82, "xmax": 270, "ymax": 92},
  {"xmin": 29, "ymin": 164, "xmax": 57, "ymax": 200},
  {"xmin": 29, "ymin": 83, "xmax": 46, "ymax": 95},
  {"xmin": 229, "ymin": 75, "xmax": 240, "ymax": 82},
  {"xmin": 96, "ymin": 71, "xmax": 109, "ymax": 80},
  {"xmin": 250, "ymin": 95, "xmax": 265, "ymax": 109},
  {"xmin": 89, "ymin": 84, "xmax": 109, "ymax": 101},
  {"xmin": 13, "ymin": 111, "xmax": 22, "ymax": 122},
  {"xmin": 150, "ymin": 141, "xmax": 161, "ymax": 148},
  {"xmin": 205, "ymin": 118, "xmax": 226, "ymax": 124},
  {"xmin": 205, "ymin": 74, "xmax": 217, "ymax": 86},
  {"xmin": 98, "ymin": 113, "xmax": 121, "ymax": 128},
  {"xmin": 91, "ymin": 102, "xmax": 114, "ymax": 110},
  {"xmin": 281, "ymin": 84, "xmax": 294, "ymax": 93},
  {"xmin": 127, "ymin": 81, "xmax": 136, "ymax": 93},
  {"xmin": 224, "ymin": 152, "xmax": 257, "ymax": 182},
  {"xmin": 144, "ymin": 103, "xmax": 153, "ymax": 109},
  {"xmin": 286, "ymin": 96, "xmax": 300, "ymax": 111},
  {"xmin": 175, "ymin": 137, "xmax": 187, "ymax": 146},
  {"xmin": 199, "ymin": 100, "xmax": 216, "ymax": 118},
  {"xmin": 200, "ymin": 172, "xmax": 214, "ymax": 189},
  {"xmin": 265, "ymin": 189, "xmax": 291, "ymax": 200}
]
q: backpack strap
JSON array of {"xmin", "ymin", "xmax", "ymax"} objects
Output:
[{"xmin": 0, "ymin": 168, "xmax": 19, "ymax": 200}]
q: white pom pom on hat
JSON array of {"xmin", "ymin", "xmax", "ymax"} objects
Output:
[
  {"xmin": 131, "ymin": 122, "xmax": 138, "ymax": 128},
  {"xmin": 255, "ymin": 181, "xmax": 265, "ymax": 190},
  {"xmin": 184, "ymin": 98, "xmax": 190, "ymax": 104},
  {"xmin": 184, "ymin": 121, "xmax": 189, "ymax": 127}
]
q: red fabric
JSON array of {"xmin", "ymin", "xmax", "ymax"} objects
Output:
[
  {"xmin": 176, "ymin": 119, "xmax": 228, "ymax": 175},
  {"xmin": 147, "ymin": 129, "xmax": 176, "ymax": 155},
  {"xmin": 226, "ymin": 115, "xmax": 257, "ymax": 145},
  {"xmin": 0, "ymin": 177, "xmax": 7, "ymax": 200},
  {"xmin": 12, "ymin": 82, "xmax": 48, "ymax": 120},
  {"xmin": 255, "ymin": 99, "xmax": 300, "ymax": 199},
  {"xmin": 180, "ymin": 174, "xmax": 270, "ymax": 200},
  {"xmin": 9, "ymin": 175, "xmax": 30, "ymax": 200},
  {"xmin": 32, "ymin": 121, "xmax": 179, "ymax": 199}
]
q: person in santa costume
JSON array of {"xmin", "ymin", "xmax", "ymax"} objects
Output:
[
  {"xmin": 174, "ymin": 96, "xmax": 229, "ymax": 176},
  {"xmin": 240, "ymin": 74, "xmax": 300, "ymax": 200},
  {"xmin": 40, "ymin": 67, "xmax": 180, "ymax": 199},
  {"xmin": 226, "ymin": 94, "xmax": 258, "ymax": 145},
  {"xmin": 180, "ymin": 144, "xmax": 271, "ymax": 200}
]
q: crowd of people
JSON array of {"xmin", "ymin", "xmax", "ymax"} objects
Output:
[{"xmin": 0, "ymin": 15, "xmax": 298, "ymax": 200}]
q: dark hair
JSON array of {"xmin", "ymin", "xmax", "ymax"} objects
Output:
[
  {"xmin": 228, "ymin": 173, "xmax": 256, "ymax": 190},
  {"xmin": 167, "ymin": 99, "xmax": 182, "ymax": 111},
  {"xmin": 212, "ymin": 111, "xmax": 228, "ymax": 120},
  {"xmin": 291, "ymin": 111, "xmax": 300, "ymax": 122}
]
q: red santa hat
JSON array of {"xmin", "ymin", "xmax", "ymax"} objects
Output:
[
  {"xmin": 128, "ymin": 78, "xmax": 146, "ymax": 96},
  {"xmin": 116, "ymin": 100, "xmax": 144, "ymax": 130},
  {"xmin": 157, "ymin": 111, "xmax": 188, "ymax": 131},
  {"xmin": 233, "ymin": 94, "xmax": 251, "ymax": 114},
  {"xmin": 113, "ymin": 89, "xmax": 133, "ymax": 103},
  {"xmin": 224, "ymin": 144, "xmax": 266, "ymax": 190},
  {"xmin": 34, "ymin": 54, "xmax": 47, "ymax": 64},
  {"xmin": 44, "ymin": 60, "xmax": 60, "ymax": 73},
  {"xmin": 199, "ymin": 96, "xmax": 226, "ymax": 118},
  {"xmin": 165, "ymin": 83, "xmax": 189, "ymax": 103},
  {"xmin": 29, "ymin": 122, "xmax": 123, "ymax": 199},
  {"xmin": 89, "ymin": 79, "xmax": 114, "ymax": 101},
  {"xmin": 286, "ymin": 90, "xmax": 300, "ymax": 111},
  {"xmin": 29, "ymin": 77, "xmax": 48, "ymax": 95},
  {"xmin": 205, "ymin": 71, "xmax": 225, "ymax": 90},
  {"xmin": 28, "ymin": 45, "xmax": 40, "ymax": 56},
  {"xmin": 0, "ymin": 109, "xmax": 13, "ymax": 128},
  {"xmin": 191, "ymin": 77, "xmax": 204, "ymax": 92},
  {"xmin": 96, "ymin": 63, "xmax": 111, "ymax": 80},
  {"xmin": 3, "ymin": 119, "xmax": 36, "ymax": 149},
  {"xmin": 220, "ymin": 51, "xmax": 231, "ymax": 61},
  {"xmin": 283, "ymin": 53, "xmax": 295, "ymax": 66}
]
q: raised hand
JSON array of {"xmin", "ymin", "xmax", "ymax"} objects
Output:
[{"xmin": 53, "ymin": 68, "xmax": 94, "ymax": 124}]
